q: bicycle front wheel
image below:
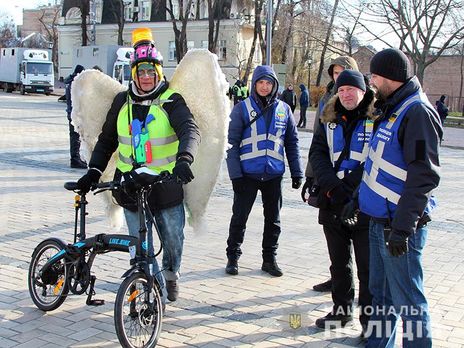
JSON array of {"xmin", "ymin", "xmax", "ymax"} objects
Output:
[
  {"xmin": 28, "ymin": 238, "xmax": 69, "ymax": 311},
  {"xmin": 114, "ymin": 272, "xmax": 163, "ymax": 348}
]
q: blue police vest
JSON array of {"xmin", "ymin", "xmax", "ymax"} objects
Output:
[
  {"xmin": 325, "ymin": 118, "xmax": 373, "ymax": 178},
  {"xmin": 359, "ymin": 91, "xmax": 435, "ymax": 219},
  {"xmin": 239, "ymin": 98, "xmax": 288, "ymax": 175}
]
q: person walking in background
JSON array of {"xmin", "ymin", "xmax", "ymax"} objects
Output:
[
  {"xmin": 435, "ymin": 94, "xmax": 449, "ymax": 125},
  {"xmin": 65, "ymin": 65, "xmax": 87, "ymax": 169},
  {"xmin": 297, "ymin": 83, "xmax": 309, "ymax": 128},
  {"xmin": 225, "ymin": 65, "xmax": 303, "ymax": 277},
  {"xmin": 301, "ymin": 55, "xmax": 360, "ymax": 293},
  {"xmin": 309, "ymin": 70, "xmax": 374, "ymax": 336},
  {"xmin": 280, "ymin": 83, "xmax": 297, "ymax": 112},
  {"xmin": 358, "ymin": 48, "xmax": 442, "ymax": 347},
  {"xmin": 229, "ymin": 79, "xmax": 249, "ymax": 105}
]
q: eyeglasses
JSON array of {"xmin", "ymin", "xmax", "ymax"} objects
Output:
[{"xmin": 137, "ymin": 69, "xmax": 156, "ymax": 77}]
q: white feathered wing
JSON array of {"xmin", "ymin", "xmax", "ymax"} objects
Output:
[
  {"xmin": 170, "ymin": 49, "xmax": 230, "ymax": 233},
  {"xmin": 71, "ymin": 69, "xmax": 126, "ymax": 230},
  {"xmin": 71, "ymin": 50, "xmax": 230, "ymax": 234}
]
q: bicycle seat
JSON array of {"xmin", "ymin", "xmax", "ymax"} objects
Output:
[{"xmin": 64, "ymin": 182, "xmax": 79, "ymax": 191}]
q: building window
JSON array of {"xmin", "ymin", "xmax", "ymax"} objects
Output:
[
  {"xmin": 187, "ymin": 41, "xmax": 194, "ymax": 51},
  {"xmin": 168, "ymin": 41, "xmax": 176, "ymax": 61},
  {"xmin": 201, "ymin": 40, "xmax": 208, "ymax": 49},
  {"xmin": 218, "ymin": 40, "xmax": 226, "ymax": 60},
  {"xmin": 124, "ymin": 5, "xmax": 133, "ymax": 21},
  {"xmin": 140, "ymin": 0, "xmax": 151, "ymax": 21}
]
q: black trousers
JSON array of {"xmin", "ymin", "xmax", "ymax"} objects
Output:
[
  {"xmin": 323, "ymin": 222, "xmax": 371, "ymax": 326},
  {"xmin": 297, "ymin": 106, "xmax": 307, "ymax": 127},
  {"xmin": 227, "ymin": 176, "xmax": 282, "ymax": 262},
  {"xmin": 67, "ymin": 113, "xmax": 81, "ymax": 161}
]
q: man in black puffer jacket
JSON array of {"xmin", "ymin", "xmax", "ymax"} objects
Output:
[{"xmin": 309, "ymin": 70, "xmax": 374, "ymax": 337}]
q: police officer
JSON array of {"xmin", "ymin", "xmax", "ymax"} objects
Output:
[
  {"xmin": 225, "ymin": 65, "xmax": 303, "ymax": 277},
  {"xmin": 359, "ymin": 48, "xmax": 442, "ymax": 346},
  {"xmin": 309, "ymin": 70, "xmax": 374, "ymax": 334}
]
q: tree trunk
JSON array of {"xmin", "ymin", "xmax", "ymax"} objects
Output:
[
  {"xmin": 243, "ymin": 0, "xmax": 264, "ymax": 83},
  {"xmin": 117, "ymin": 0, "xmax": 124, "ymax": 45},
  {"xmin": 80, "ymin": 0, "xmax": 89, "ymax": 46},
  {"xmin": 315, "ymin": 0, "xmax": 339, "ymax": 86}
]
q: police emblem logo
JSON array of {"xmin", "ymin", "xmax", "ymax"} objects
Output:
[
  {"xmin": 289, "ymin": 313, "xmax": 302, "ymax": 329},
  {"xmin": 328, "ymin": 122, "xmax": 337, "ymax": 130},
  {"xmin": 250, "ymin": 110, "xmax": 258, "ymax": 118}
]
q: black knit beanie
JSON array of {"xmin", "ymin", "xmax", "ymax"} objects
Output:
[
  {"xmin": 335, "ymin": 70, "xmax": 366, "ymax": 91},
  {"xmin": 370, "ymin": 48, "xmax": 411, "ymax": 82}
]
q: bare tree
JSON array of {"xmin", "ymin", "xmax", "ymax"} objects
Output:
[
  {"xmin": 79, "ymin": 0, "xmax": 90, "ymax": 46},
  {"xmin": 315, "ymin": 0, "xmax": 339, "ymax": 86},
  {"xmin": 37, "ymin": 7, "xmax": 60, "ymax": 73},
  {"xmin": 166, "ymin": 0, "xmax": 193, "ymax": 63},
  {"xmin": 0, "ymin": 20, "xmax": 16, "ymax": 47},
  {"xmin": 243, "ymin": 0, "xmax": 265, "ymax": 82},
  {"xmin": 206, "ymin": 0, "xmax": 222, "ymax": 53},
  {"xmin": 357, "ymin": 0, "xmax": 464, "ymax": 84}
]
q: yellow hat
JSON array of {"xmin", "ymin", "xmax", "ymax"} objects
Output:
[{"xmin": 132, "ymin": 28, "xmax": 153, "ymax": 47}]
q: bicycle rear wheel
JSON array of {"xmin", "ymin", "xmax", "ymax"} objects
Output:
[
  {"xmin": 28, "ymin": 239, "xmax": 69, "ymax": 311},
  {"xmin": 114, "ymin": 272, "xmax": 163, "ymax": 348}
]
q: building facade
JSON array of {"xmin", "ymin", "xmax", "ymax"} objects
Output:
[{"xmin": 57, "ymin": 0, "xmax": 260, "ymax": 83}]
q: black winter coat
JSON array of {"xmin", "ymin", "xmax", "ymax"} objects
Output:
[
  {"xmin": 309, "ymin": 89, "xmax": 376, "ymax": 227},
  {"xmin": 88, "ymin": 81, "xmax": 201, "ymax": 211}
]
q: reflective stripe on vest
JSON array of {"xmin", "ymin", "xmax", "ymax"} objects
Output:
[
  {"xmin": 359, "ymin": 91, "xmax": 430, "ymax": 218},
  {"xmin": 239, "ymin": 98, "xmax": 287, "ymax": 175},
  {"xmin": 325, "ymin": 119, "xmax": 373, "ymax": 178},
  {"xmin": 116, "ymin": 89, "xmax": 179, "ymax": 173}
]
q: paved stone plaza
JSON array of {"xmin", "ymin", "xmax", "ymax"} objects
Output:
[{"xmin": 0, "ymin": 92, "xmax": 463, "ymax": 347}]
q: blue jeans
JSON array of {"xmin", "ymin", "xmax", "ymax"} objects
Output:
[
  {"xmin": 124, "ymin": 204, "xmax": 185, "ymax": 297},
  {"xmin": 366, "ymin": 220, "xmax": 432, "ymax": 347}
]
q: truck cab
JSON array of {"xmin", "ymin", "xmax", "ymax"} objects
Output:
[
  {"xmin": 20, "ymin": 50, "xmax": 54, "ymax": 95},
  {"xmin": 113, "ymin": 48, "xmax": 133, "ymax": 87}
]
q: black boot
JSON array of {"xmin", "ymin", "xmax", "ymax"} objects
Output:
[
  {"xmin": 315, "ymin": 311, "xmax": 353, "ymax": 329},
  {"xmin": 261, "ymin": 260, "xmax": 283, "ymax": 277},
  {"xmin": 71, "ymin": 158, "xmax": 87, "ymax": 169},
  {"xmin": 225, "ymin": 259, "xmax": 238, "ymax": 275},
  {"xmin": 313, "ymin": 278, "xmax": 332, "ymax": 292}
]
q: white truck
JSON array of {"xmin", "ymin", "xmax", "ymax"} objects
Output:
[
  {"xmin": 72, "ymin": 45, "xmax": 133, "ymax": 87},
  {"xmin": 0, "ymin": 48, "xmax": 54, "ymax": 95}
]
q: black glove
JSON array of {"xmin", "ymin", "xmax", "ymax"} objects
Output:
[
  {"xmin": 76, "ymin": 168, "xmax": 101, "ymax": 194},
  {"xmin": 292, "ymin": 177, "xmax": 302, "ymax": 189},
  {"xmin": 387, "ymin": 230, "xmax": 409, "ymax": 257},
  {"xmin": 300, "ymin": 177, "xmax": 314, "ymax": 202},
  {"xmin": 329, "ymin": 184, "xmax": 350, "ymax": 205},
  {"xmin": 340, "ymin": 199, "xmax": 359, "ymax": 227},
  {"xmin": 232, "ymin": 177, "xmax": 246, "ymax": 193},
  {"xmin": 172, "ymin": 160, "xmax": 194, "ymax": 184}
]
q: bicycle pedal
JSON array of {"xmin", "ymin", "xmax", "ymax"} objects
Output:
[{"xmin": 86, "ymin": 298, "xmax": 105, "ymax": 306}]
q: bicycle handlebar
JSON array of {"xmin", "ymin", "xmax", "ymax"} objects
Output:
[{"xmin": 64, "ymin": 170, "xmax": 175, "ymax": 195}]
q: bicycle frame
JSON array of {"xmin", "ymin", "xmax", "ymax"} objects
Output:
[{"xmin": 40, "ymin": 189, "xmax": 141, "ymax": 277}]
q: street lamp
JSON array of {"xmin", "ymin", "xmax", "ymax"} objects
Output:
[{"xmin": 265, "ymin": 0, "xmax": 272, "ymax": 66}]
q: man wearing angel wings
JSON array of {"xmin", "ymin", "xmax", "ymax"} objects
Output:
[{"xmin": 75, "ymin": 28, "xmax": 201, "ymax": 303}]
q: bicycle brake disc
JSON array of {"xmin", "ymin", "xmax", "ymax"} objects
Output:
[{"xmin": 69, "ymin": 261, "xmax": 90, "ymax": 295}]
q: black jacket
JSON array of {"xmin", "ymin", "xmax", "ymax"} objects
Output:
[
  {"xmin": 89, "ymin": 81, "xmax": 201, "ymax": 211},
  {"xmin": 280, "ymin": 88, "xmax": 297, "ymax": 112},
  {"xmin": 309, "ymin": 88, "xmax": 376, "ymax": 226},
  {"xmin": 371, "ymin": 77, "xmax": 442, "ymax": 236}
]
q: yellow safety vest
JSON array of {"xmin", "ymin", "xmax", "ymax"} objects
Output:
[{"xmin": 116, "ymin": 89, "xmax": 179, "ymax": 173}]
